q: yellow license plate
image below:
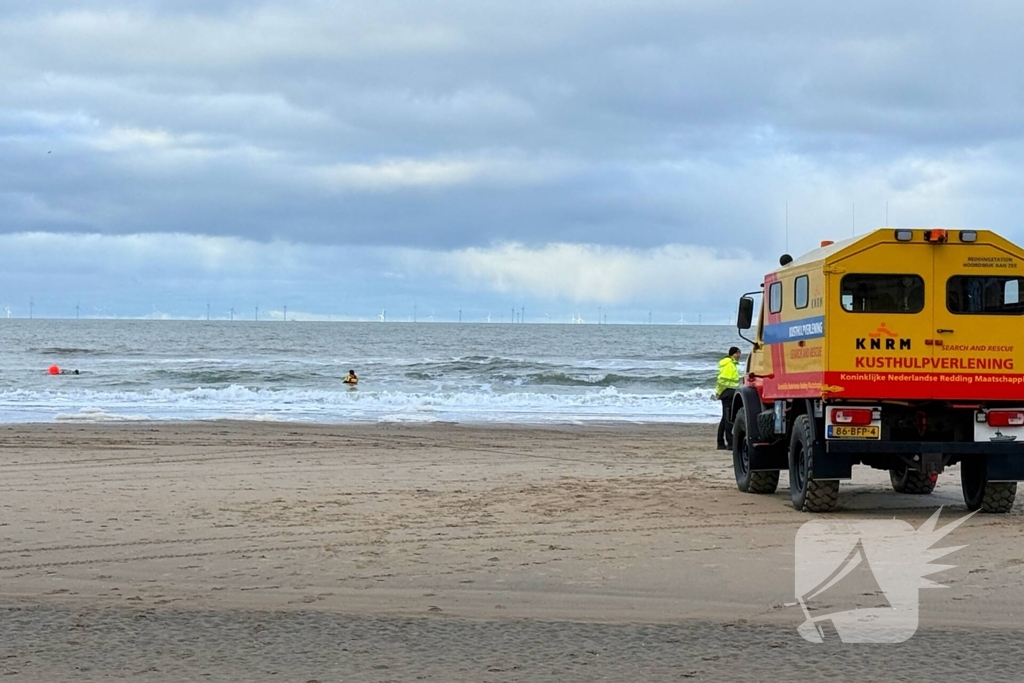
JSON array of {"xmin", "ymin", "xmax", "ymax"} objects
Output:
[{"xmin": 828, "ymin": 425, "xmax": 880, "ymax": 439}]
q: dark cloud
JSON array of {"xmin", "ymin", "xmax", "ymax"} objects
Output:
[{"xmin": 2, "ymin": 0, "xmax": 1024, "ymax": 286}]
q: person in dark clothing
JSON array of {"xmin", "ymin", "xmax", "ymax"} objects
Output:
[{"xmin": 715, "ymin": 347, "xmax": 742, "ymax": 450}]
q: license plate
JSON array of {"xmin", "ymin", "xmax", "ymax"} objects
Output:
[{"xmin": 827, "ymin": 425, "xmax": 880, "ymax": 439}]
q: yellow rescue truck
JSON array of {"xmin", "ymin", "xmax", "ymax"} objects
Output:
[{"xmin": 733, "ymin": 228, "xmax": 1024, "ymax": 512}]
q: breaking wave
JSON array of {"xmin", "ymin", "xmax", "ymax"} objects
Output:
[{"xmin": 0, "ymin": 385, "xmax": 719, "ymax": 424}]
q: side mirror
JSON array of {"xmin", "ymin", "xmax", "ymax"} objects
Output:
[{"xmin": 737, "ymin": 297, "xmax": 754, "ymax": 330}]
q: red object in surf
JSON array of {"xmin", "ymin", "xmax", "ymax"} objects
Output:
[{"xmin": 48, "ymin": 365, "xmax": 60, "ymax": 375}]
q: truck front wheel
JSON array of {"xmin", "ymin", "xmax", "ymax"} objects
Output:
[
  {"xmin": 961, "ymin": 459, "xmax": 1016, "ymax": 513},
  {"xmin": 732, "ymin": 410, "xmax": 779, "ymax": 494},
  {"xmin": 889, "ymin": 465, "xmax": 936, "ymax": 495},
  {"xmin": 789, "ymin": 414, "xmax": 839, "ymax": 512}
]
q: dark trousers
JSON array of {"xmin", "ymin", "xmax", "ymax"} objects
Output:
[{"xmin": 717, "ymin": 389, "xmax": 736, "ymax": 448}]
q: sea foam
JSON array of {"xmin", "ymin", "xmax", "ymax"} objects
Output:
[{"xmin": 0, "ymin": 385, "xmax": 719, "ymax": 424}]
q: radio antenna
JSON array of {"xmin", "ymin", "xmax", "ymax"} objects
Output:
[{"xmin": 786, "ymin": 201, "xmax": 789, "ymax": 252}]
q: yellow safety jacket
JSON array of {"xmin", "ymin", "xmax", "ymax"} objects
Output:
[{"xmin": 715, "ymin": 356, "xmax": 740, "ymax": 398}]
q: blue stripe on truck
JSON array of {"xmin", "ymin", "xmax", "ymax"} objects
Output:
[{"xmin": 762, "ymin": 315, "xmax": 825, "ymax": 344}]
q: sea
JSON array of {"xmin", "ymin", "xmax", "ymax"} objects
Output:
[{"xmin": 0, "ymin": 320, "xmax": 737, "ymax": 425}]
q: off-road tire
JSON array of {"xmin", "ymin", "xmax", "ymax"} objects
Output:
[
  {"xmin": 733, "ymin": 410, "xmax": 780, "ymax": 494},
  {"xmin": 756, "ymin": 410, "xmax": 776, "ymax": 440},
  {"xmin": 961, "ymin": 458, "xmax": 1017, "ymax": 513},
  {"xmin": 789, "ymin": 414, "xmax": 839, "ymax": 512},
  {"xmin": 890, "ymin": 465, "xmax": 936, "ymax": 495}
]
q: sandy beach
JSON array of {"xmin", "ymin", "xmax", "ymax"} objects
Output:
[{"xmin": 2, "ymin": 421, "xmax": 1024, "ymax": 681}]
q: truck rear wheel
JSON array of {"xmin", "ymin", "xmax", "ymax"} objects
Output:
[
  {"xmin": 889, "ymin": 465, "xmax": 936, "ymax": 495},
  {"xmin": 789, "ymin": 414, "xmax": 839, "ymax": 512},
  {"xmin": 961, "ymin": 459, "xmax": 1017, "ymax": 513},
  {"xmin": 732, "ymin": 410, "xmax": 779, "ymax": 494}
]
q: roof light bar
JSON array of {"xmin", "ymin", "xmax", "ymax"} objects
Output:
[
  {"xmin": 960, "ymin": 230, "xmax": 978, "ymax": 243},
  {"xmin": 894, "ymin": 229, "xmax": 913, "ymax": 242}
]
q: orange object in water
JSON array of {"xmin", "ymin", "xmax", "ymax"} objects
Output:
[{"xmin": 48, "ymin": 365, "xmax": 60, "ymax": 375}]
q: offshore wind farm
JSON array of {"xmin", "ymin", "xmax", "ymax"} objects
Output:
[{"xmin": 0, "ymin": 300, "xmax": 727, "ymax": 325}]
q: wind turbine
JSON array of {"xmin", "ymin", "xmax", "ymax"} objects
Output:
[
  {"xmin": 486, "ymin": 312, "xmax": 491, "ymax": 323},
  {"xmin": 379, "ymin": 309, "xmax": 386, "ymax": 322},
  {"xmin": 3, "ymin": 306, "xmax": 10, "ymax": 319}
]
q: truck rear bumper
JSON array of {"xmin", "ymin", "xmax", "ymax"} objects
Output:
[
  {"xmin": 825, "ymin": 441, "xmax": 1024, "ymax": 455},
  {"xmin": 823, "ymin": 440, "xmax": 1024, "ymax": 481}
]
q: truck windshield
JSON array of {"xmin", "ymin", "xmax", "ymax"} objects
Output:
[
  {"xmin": 840, "ymin": 274, "xmax": 925, "ymax": 313},
  {"xmin": 947, "ymin": 276, "xmax": 1024, "ymax": 315}
]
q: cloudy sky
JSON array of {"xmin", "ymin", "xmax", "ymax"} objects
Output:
[{"xmin": 3, "ymin": 1, "xmax": 1023, "ymax": 321}]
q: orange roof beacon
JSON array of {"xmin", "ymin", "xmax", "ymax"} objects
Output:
[{"xmin": 732, "ymin": 228, "xmax": 1024, "ymax": 513}]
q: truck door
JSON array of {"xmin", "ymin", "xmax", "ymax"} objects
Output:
[
  {"xmin": 828, "ymin": 239, "xmax": 933, "ymax": 400},
  {"xmin": 932, "ymin": 233, "xmax": 1024, "ymax": 400}
]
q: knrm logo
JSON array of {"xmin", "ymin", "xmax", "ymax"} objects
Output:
[
  {"xmin": 855, "ymin": 322, "xmax": 912, "ymax": 350},
  {"xmin": 792, "ymin": 508, "xmax": 974, "ymax": 643}
]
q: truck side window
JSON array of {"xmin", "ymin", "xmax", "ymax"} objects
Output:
[
  {"xmin": 947, "ymin": 276, "xmax": 1024, "ymax": 315},
  {"xmin": 840, "ymin": 274, "xmax": 925, "ymax": 313},
  {"xmin": 794, "ymin": 275, "xmax": 809, "ymax": 309},
  {"xmin": 769, "ymin": 282, "xmax": 782, "ymax": 314}
]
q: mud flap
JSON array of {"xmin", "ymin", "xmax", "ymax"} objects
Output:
[
  {"xmin": 750, "ymin": 444, "xmax": 788, "ymax": 471},
  {"xmin": 734, "ymin": 387, "xmax": 787, "ymax": 471},
  {"xmin": 812, "ymin": 439, "xmax": 852, "ymax": 479},
  {"xmin": 985, "ymin": 453, "xmax": 1024, "ymax": 482}
]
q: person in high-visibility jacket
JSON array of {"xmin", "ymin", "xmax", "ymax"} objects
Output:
[{"xmin": 715, "ymin": 347, "xmax": 742, "ymax": 450}]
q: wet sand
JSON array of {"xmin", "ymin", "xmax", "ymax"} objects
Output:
[{"xmin": 2, "ymin": 421, "xmax": 1023, "ymax": 681}]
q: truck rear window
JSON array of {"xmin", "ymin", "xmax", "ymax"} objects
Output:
[
  {"xmin": 947, "ymin": 276, "xmax": 1024, "ymax": 315},
  {"xmin": 840, "ymin": 274, "xmax": 925, "ymax": 313}
]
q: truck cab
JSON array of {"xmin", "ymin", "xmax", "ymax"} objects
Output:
[{"xmin": 733, "ymin": 228, "xmax": 1024, "ymax": 512}]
